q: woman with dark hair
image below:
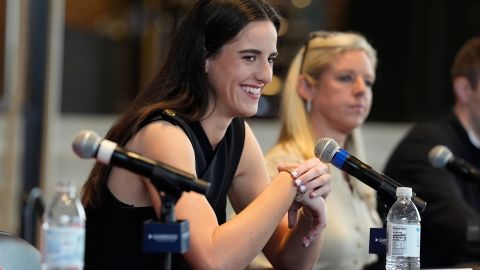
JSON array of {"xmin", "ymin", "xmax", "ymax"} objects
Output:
[{"xmin": 81, "ymin": 1, "xmax": 331, "ymax": 269}]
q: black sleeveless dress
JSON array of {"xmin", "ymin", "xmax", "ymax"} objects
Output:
[{"xmin": 84, "ymin": 111, "xmax": 245, "ymax": 269}]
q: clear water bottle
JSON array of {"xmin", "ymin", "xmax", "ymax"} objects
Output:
[
  {"xmin": 42, "ymin": 181, "xmax": 86, "ymax": 270},
  {"xmin": 386, "ymin": 187, "xmax": 421, "ymax": 270}
]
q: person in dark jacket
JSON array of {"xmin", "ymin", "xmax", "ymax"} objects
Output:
[{"xmin": 384, "ymin": 36, "xmax": 480, "ymax": 268}]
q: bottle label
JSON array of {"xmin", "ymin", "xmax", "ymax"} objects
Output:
[
  {"xmin": 387, "ymin": 223, "xmax": 420, "ymax": 257},
  {"xmin": 43, "ymin": 226, "xmax": 85, "ymax": 268}
]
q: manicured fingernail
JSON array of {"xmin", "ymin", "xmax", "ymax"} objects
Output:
[
  {"xmin": 299, "ymin": 185, "xmax": 306, "ymax": 192},
  {"xmin": 295, "ymin": 179, "xmax": 302, "ymax": 187},
  {"xmin": 291, "ymin": 170, "xmax": 298, "ymax": 178},
  {"xmin": 303, "ymin": 241, "xmax": 310, "ymax": 247}
]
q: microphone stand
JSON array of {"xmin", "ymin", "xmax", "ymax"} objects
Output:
[
  {"xmin": 144, "ymin": 169, "xmax": 189, "ymax": 270},
  {"xmin": 160, "ymin": 195, "xmax": 177, "ymax": 270}
]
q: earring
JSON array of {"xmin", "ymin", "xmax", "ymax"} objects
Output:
[{"xmin": 306, "ymin": 99, "xmax": 312, "ymax": 112}]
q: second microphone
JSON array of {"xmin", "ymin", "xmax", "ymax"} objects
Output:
[
  {"xmin": 72, "ymin": 130, "xmax": 210, "ymax": 198},
  {"xmin": 314, "ymin": 137, "xmax": 427, "ymax": 213}
]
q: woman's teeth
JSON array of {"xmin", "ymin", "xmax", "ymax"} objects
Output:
[{"xmin": 242, "ymin": 86, "xmax": 261, "ymax": 96}]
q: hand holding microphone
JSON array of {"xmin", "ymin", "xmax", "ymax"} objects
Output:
[
  {"xmin": 72, "ymin": 130, "xmax": 210, "ymax": 199},
  {"xmin": 314, "ymin": 137, "xmax": 427, "ymax": 213}
]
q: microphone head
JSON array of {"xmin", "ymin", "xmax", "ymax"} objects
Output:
[
  {"xmin": 72, "ymin": 130, "xmax": 102, "ymax": 158},
  {"xmin": 314, "ymin": 138, "xmax": 340, "ymax": 163},
  {"xmin": 428, "ymin": 145, "xmax": 453, "ymax": 168}
]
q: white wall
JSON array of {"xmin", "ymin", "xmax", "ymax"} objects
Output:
[{"xmin": 247, "ymin": 118, "xmax": 412, "ymax": 172}]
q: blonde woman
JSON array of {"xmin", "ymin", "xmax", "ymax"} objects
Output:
[{"xmin": 265, "ymin": 31, "xmax": 382, "ymax": 270}]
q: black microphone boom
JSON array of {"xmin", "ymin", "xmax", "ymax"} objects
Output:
[
  {"xmin": 314, "ymin": 137, "xmax": 427, "ymax": 213},
  {"xmin": 429, "ymin": 145, "xmax": 480, "ymax": 185},
  {"xmin": 72, "ymin": 130, "xmax": 210, "ymax": 199}
]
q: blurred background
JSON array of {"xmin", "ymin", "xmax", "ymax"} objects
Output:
[{"xmin": 0, "ymin": 0, "xmax": 479, "ymax": 248}]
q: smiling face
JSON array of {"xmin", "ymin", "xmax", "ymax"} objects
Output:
[
  {"xmin": 205, "ymin": 21, "xmax": 278, "ymax": 118},
  {"xmin": 310, "ymin": 49, "xmax": 375, "ymax": 135}
]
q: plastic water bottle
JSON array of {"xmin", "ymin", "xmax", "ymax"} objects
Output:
[
  {"xmin": 386, "ymin": 187, "xmax": 421, "ymax": 270},
  {"xmin": 42, "ymin": 181, "xmax": 86, "ymax": 270}
]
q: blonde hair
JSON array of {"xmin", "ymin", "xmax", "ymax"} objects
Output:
[{"xmin": 275, "ymin": 31, "xmax": 377, "ymax": 159}]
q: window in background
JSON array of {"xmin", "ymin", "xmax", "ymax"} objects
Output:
[
  {"xmin": 342, "ymin": 0, "xmax": 480, "ymax": 122},
  {"xmin": 61, "ymin": 0, "xmax": 332, "ymax": 118}
]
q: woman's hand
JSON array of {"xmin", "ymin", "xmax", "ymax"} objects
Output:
[
  {"xmin": 282, "ymin": 196, "xmax": 327, "ymax": 247},
  {"xmin": 298, "ymin": 199, "xmax": 327, "ymax": 247},
  {"xmin": 277, "ymin": 158, "xmax": 331, "ymax": 228}
]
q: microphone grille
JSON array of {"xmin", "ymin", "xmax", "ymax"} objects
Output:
[
  {"xmin": 428, "ymin": 145, "xmax": 453, "ymax": 168},
  {"xmin": 72, "ymin": 130, "xmax": 102, "ymax": 158},
  {"xmin": 314, "ymin": 138, "xmax": 339, "ymax": 163}
]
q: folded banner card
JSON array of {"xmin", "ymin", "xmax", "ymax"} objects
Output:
[
  {"xmin": 143, "ymin": 219, "xmax": 190, "ymax": 253},
  {"xmin": 369, "ymin": 227, "xmax": 387, "ymax": 254}
]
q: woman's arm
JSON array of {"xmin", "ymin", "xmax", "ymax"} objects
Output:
[
  {"xmin": 125, "ymin": 121, "xmax": 328, "ymax": 270},
  {"xmin": 229, "ymin": 123, "xmax": 330, "ymax": 269}
]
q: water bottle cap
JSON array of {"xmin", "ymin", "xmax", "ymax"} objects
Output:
[
  {"xmin": 55, "ymin": 181, "xmax": 77, "ymax": 193},
  {"xmin": 396, "ymin": 187, "xmax": 412, "ymax": 197}
]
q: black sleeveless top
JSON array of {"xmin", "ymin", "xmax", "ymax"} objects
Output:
[{"xmin": 84, "ymin": 111, "xmax": 245, "ymax": 269}]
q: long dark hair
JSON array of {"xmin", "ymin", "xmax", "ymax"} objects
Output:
[{"xmin": 82, "ymin": 0, "xmax": 281, "ymax": 207}]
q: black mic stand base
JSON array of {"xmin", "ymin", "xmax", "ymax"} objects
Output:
[{"xmin": 143, "ymin": 195, "xmax": 190, "ymax": 270}]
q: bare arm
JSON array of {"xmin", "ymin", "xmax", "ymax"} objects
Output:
[
  {"xmin": 117, "ymin": 121, "xmax": 328, "ymax": 270},
  {"xmin": 229, "ymin": 123, "xmax": 330, "ymax": 269}
]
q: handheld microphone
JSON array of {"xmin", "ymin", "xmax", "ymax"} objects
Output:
[
  {"xmin": 314, "ymin": 137, "xmax": 427, "ymax": 213},
  {"xmin": 429, "ymin": 145, "xmax": 480, "ymax": 185},
  {"xmin": 72, "ymin": 130, "xmax": 210, "ymax": 198}
]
